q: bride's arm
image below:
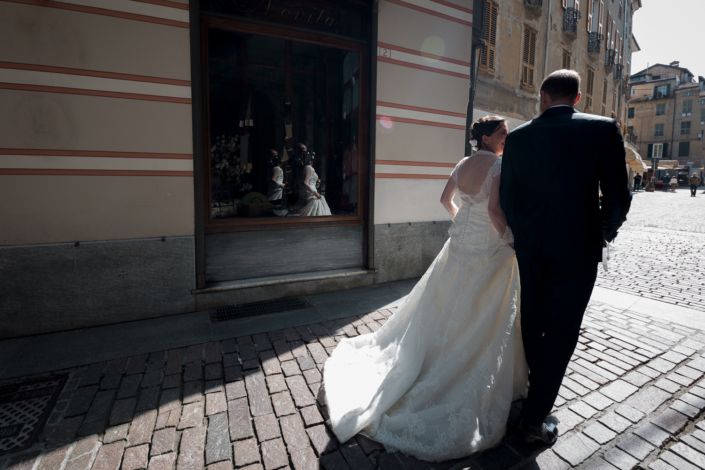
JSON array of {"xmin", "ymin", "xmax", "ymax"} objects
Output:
[
  {"xmin": 440, "ymin": 175, "xmax": 459, "ymax": 219},
  {"xmin": 488, "ymin": 172, "xmax": 511, "ymax": 240},
  {"xmin": 303, "ymin": 165, "xmax": 320, "ymax": 197}
]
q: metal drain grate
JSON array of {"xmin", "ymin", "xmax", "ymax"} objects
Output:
[
  {"xmin": 211, "ymin": 296, "xmax": 312, "ymax": 322},
  {"xmin": 0, "ymin": 375, "xmax": 67, "ymax": 455}
]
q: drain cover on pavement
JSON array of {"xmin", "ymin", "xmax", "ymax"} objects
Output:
[
  {"xmin": 211, "ymin": 296, "xmax": 312, "ymax": 322},
  {"xmin": 0, "ymin": 375, "xmax": 67, "ymax": 455}
]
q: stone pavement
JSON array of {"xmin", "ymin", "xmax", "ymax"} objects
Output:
[{"xmin": 1, "ymin": 189, "xmax": 705, "ymax": 470}]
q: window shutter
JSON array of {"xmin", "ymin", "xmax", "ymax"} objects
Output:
[
  {"xmin": 480, "ymin": 0, "xmax": 497, "ymax": 73},
  {"xmin": 587, "ymin": 0, "xmax": 593, "ymax": 31},
  {"xmin": 606, "ymin": 15, "xmax": 611, "ymax": 46},
  {"xmin": 647, "ymin": 143, "xmax": 653, "ymax": 158},
  {"xmin": 490, "ymin": 2, "xmax": 497, "ymax": 71},
  {"xmin": 598, "ymin": 0, "xmax": 604, "ymax": 35},
  {"xmin": 521, "ymin": 26, "xmax": 537, "ymax": 86},
  {"xmin": 663, "ymin": 142, "xmax": 669, "ymax": 157}
]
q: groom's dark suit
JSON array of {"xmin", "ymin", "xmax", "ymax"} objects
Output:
[{"xmin": 500, "ymin": 105, "xmax": 631, "ymax": 426}]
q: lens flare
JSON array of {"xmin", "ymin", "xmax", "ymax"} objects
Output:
[
  {"xmin": 420, "ymin": 36, "xmax": 446, "ymax": 62},
  {"xmin": 379, "ymin": 116, "xmax": 394, "ymax": 130}
]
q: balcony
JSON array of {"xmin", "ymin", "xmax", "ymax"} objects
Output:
[
  {"xmin": 588, "ymin": 32, "xmax": 601, "ymax": 54},
  {"xmin": 605, "ymin": 49, "xmax": 616, "ymax": 72},
  {"xmin": 524, "ymin": 0, "xmax": 543, "ymax": 7},
  {"xmin": 615, "ymin": 64, "xmax": 624, "ymax": 81},
  {"xmin": 563, "ymin": 7, "xmax": 580, "ymax": 33}
]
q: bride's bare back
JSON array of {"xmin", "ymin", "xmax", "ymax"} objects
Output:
[
  {"xmin": 452, "ymin": 152, "xmax": 499, "ymax": 197},
  {"xmin": 441, "ymin": 150, "xmax": 508, "ymax": 237}
]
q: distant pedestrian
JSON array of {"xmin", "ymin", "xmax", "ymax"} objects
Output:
[
  {"xmin": 690, "ymin": 173, "xmax": 701, "ymax": 197},
  {"xmin": 633, "ymin": 173, "xmax": 642, "ymax": 191},
  {"xmin": 670, "ymin": 176, "xmax": 678, "ymax": 192},
  {"xmin": 662, "ymin": 174, "xmax": 671, "ymax": 191}
]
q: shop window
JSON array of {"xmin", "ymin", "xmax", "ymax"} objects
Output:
[{"xmin": 205, "ymin": 27, "xmax": 364, "ymax": 223}]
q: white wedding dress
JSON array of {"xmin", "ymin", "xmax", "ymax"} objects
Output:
[
  {"xmin": 300, "ymin": 165, "xmax": 332, "ymax": 216},
  {"xmin": 323, "ymin": 155, "xmax": 528, "ymax": 462}
]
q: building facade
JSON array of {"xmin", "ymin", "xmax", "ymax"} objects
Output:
[
  {"xmin": 627, "ymin": 62, "xmax": 705, "ymax": 180},
  {"xmin": 0, "ymin": 0, "xmax": 474, "ymax": 337},
  {"xmin": 472, "ymin": 0, "xmax": 644, "ymax": 184},
  {"xmin": 474, "ymin": 0, "xmax": 641, "ymax": 125}
]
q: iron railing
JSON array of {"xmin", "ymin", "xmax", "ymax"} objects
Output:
[
  {"xmin": 614, "ymin": 64, "xmax": 624, "ymax": 81},
  {"xmin": 563, "ymin": 7, "xmax": 580, "ymax": 33},
  {"xmin": 605, "ymin": 49, "xmax": 616, "ymax": 71},
  {"xmin": 588, "ymin": 32, "xmax": 601, "ymax": 53}
]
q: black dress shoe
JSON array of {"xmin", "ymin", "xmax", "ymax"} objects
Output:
[{"xmin": 519, "ymin": 419, "xmax": 558, "ymax": 445}]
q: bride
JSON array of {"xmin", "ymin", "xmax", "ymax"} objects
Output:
[{"xmin": 322, "ymin": 116, "xmax": 528, "ymax": 462}]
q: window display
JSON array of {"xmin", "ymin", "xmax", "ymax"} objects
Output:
[{"xmin": 206, "ymin": 27, "xmax": 363, "ymax": 221}]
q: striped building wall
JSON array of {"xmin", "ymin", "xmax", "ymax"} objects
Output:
[
  {"xmin": 0, "ymin": 0, "xmax": 194, "ymax": 244},
  {"xmin": 374, "ymin": 0, "xmax": 472, "ymax": 224},
  {"xmin": 0, "ymin": 0, "xmax": 196, "ymax": 337},
  {"xmin": 372, "ymin": 0, "xmax": 473, "ymax": 281}
]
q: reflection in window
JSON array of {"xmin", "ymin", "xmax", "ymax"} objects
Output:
[{"xmin": 207, "ymin": 29, "xmax": 361, "ymax": 219}]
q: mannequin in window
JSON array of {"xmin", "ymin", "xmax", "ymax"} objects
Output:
[
  {"xmin": 299, "ymin": 148, "xmax": 332, "ymax": 216},
  {"xmin": 266, "ymin": 149, "xmax": 285, "ymax": 204}
]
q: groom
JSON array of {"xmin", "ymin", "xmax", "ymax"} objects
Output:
[{"xmin": 500, "ymin": 69, "xmax": 631, "ymax": 444}]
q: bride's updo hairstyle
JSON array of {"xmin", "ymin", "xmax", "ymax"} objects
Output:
[{"xmin": 470, "ymin": 115, "xmax": 506, "ymax": 151}]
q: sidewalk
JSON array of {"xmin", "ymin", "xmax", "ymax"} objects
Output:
[
  {"xmin": 2, "ymin": 190, "xmax": 705, "ymax": 470},
  {"xmin": 3, "ymin": 281, "xmax": 705, "ymax": 470}
]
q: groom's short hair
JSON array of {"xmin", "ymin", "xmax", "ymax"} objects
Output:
[{"xmin": 540, "ymin": 69, "xmax": 580, "ymax": 100}]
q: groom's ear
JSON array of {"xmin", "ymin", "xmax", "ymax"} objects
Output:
[{"xmin": 573, "ymin": 91, "xmax": 582, "ymax": 107}]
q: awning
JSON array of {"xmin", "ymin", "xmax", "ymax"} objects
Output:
[
  {"xmin": 625, "ymin": 142, "xmax": 647, "ymax": 173},
  {"xmin": 646, "ymin": 159, "xmax": 679, "ymax": 170}
]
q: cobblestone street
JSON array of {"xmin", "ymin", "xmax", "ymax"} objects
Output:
[
  {"xmin": 595, "ymin": 189, "xmax": 705, "ymax": 312},
  {"xmin": 1, "ymin": 189, "xmax": 705, "ymax": 470}
]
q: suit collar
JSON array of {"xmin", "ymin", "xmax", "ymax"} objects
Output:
[{"xmin": 538, "ymin": 106, "xmax": 577, "ymax": 119}]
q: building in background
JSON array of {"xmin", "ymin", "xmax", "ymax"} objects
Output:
[
  {"xmin": 0, "ymin": 0, "xmax": 473, "ymax": 337},
  {"xmin": 472, "ymin": 0, "xmax": 645, "ymax": 181},
  {"xmin": 627, "ymin": 62, "xmax": 705, "ymax": 186}
]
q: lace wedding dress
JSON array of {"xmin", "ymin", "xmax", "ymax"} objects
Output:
[{"xmin": 323, "ymin": 155, "xmax": 528, "ymax": 462}]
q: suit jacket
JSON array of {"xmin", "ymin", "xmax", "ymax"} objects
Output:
[{"xmin": 500, "ymin": 106, "xmax": 631, "ymax": 263}]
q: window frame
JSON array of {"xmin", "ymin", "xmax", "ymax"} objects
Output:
[
  {"xmin": 584, "ymin": 67, "xmax": 595, "ymax": 113},
  {"xmin": 654, "ymin": 123, "xmax": 664, "ymax": 137},
  {"xmin": 521, "ymin": 25, "xmax": 537, "ymax": 89},
  {"xmin": 681, "ymin": 121, "xmax": 691, "ymax": 135},
  {"xmin": 678, "ymin": 141, "xmax": 690, "ymax": 157},
  {"xmin": 683, "ymin": 99, "xmax": 693, "ymax": 115},
  {"xmin": 652, "ymin": 142, "xmax": 663, "ymax": 158}
]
